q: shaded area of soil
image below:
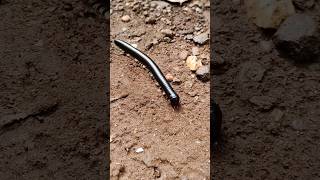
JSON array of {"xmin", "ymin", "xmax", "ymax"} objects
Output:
[
  {"xmin": 0, "ymin": 0, "xmax": 108, "ymax": 179},
  {"xmin": 212, "ymin": 1, "xmax": 320, "ymax": 179}
]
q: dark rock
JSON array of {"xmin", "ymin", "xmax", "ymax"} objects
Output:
[
  {"xmin": 211, "ymin": 55, "xmax": 227, "ymax": 75},
  {"xmin": 196, "ymin": 65, "xmax": 210, "ymax": 82},
  {"xmin": 145, "ymin": 16, "xmax": 157, "ymax": 24},
  {"xmin": 239, "ymin": 61, "xmax": 265, "ymax": 82},
  {"xmin": 273, "ymin": 14, "xmax": 320, "ymax": 62},
  {"xmin": 293, "ymin": 0, "xmax": 315, "ymax": 10},
  {"xmin": 245, "ymin": 0, "xmax": 295, "ymax": 29},
  {"xmin": 212, "ymin": 55, "xmax": 225, "ymax": 66}
]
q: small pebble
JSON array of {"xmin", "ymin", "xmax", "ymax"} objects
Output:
[
  {"xmin": 122, "ymin": 27, "xmax": 128, "ymax": 32},
  {"xmin": 121, "ymin": 15, "xmax": 131, "ymax": 22},
  {"xmin": 196, "ymin": 65, "xmax": 210, "ymax": 82},
  {"xmin": 165, "ymin": 73, "xmax": 174, "ymax": 81},
  {"xmin": 212, "ymin": 56, "xmax": 225, "ymax": 66},
  {"xmin": 161, "ymin": 29, "xmax": 174, "ymax": 37},
  {"xmin": 131, "ymin": 44, "xmax": 138, "ymax": 48},
  {"xmin": 135, "ymin": 147, "xmax": 144, "ymax": 153},
  {"xmin": 193, "ymin": 32, "xmax": 209, "ymax": 44},
  {"xmin": 185, "ymin": 34, "xmax": 193, "ymax": 40},
  {"xmin": 145, "ymin": 16, "xmax": 157, "ymax": 24},
  {"xmin": 172, "ymin": 77, "xmax": 182, "ymax": 85},
  {"xmin": 186, "ymin": 56, "xmax": 202, "ymax": 71}
]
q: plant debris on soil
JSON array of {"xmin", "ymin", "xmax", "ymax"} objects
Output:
[
  {"xmin": 110, "ymin": 0, "xmax": 210, "ymax": 179},
  {"xmin": 213, "ymin": 0, "xmax": 320, "ymax": 179},
  {"xmin": 0, "ymin": 0, "xmax": 108, "ymax": 179}
]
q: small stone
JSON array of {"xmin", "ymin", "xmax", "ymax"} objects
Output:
[
  {"xmin": 165, "ymin": 73, "xmax": 174, "ymax": 81},
  {"xmin": 179, "ymin": 50, "xmax": 189, "ymax": 60},
  {"xmin": 151, "ymin": 1, "xmax": 171, "ymax": 9},
  {"xmin": 145, "ymin": 16, "xmax": 157, "ymax": 24},
  {"xmin": 121, "ymin": 15, "xmax": 131, "ymax": 22},
  {"xmin": 121, "ymin": 27, "xmax": 128, "ymax": 32},
  {"xmin": 212, "ymin": 56, "xmax": 225, "ymax": 66},
  {"xmin": 172, "ymin": 77, "xmax": 182, "ymax": 85},
  {"xmin": 259, "ymin": 40, "xmax": 273, "ymax": 53},
  {"xmin": 135, "ymin": 147, "xmax": 144, "ymax": 153},
  {"xmin": 193, "ymin": 32, "xmax": 209, "ymax": 44},
  {"xmin": 212, "ymin": 55, "xmax": 226, "ymax": 74},
  {"xmin": 249, "ymin": 96, "xmax": 276, "ymax": 110},
  {"xmin": 185, "ymin": 34, "xmax": 194, "ymax": 40},
  {"xmin": 186, "ymin": 56, "xmax": 202, "ymax": 71},
  {"xmin": 245, "ymin": 0, "xmax": 295, "ymax": 29},
  {"xmin": 143, "ymin": 11, "xmax": 149, "ymax": 16},
  {"xmin": 163, "ymin": 37, "xmax": 171, "ymax": 43},
  {"xmin": 192, "ymin": 47, "xmax": 200, "ymax": 56},
  {"xmin": 131, "ymin": 44, "xmax": 138, "ymax": 48},
  {"xmin": 273, "ymin": 14, "xmax": 320, "ymax": 61},
  {"xmin": 161, "ymin": 29, "xmax": 174, "ymax": 37},
  {"xmin": 194, "ymin": 26, "xmax": 201, "ymax": 31},
  {"xmin": 196, "ymin": 65, "xmax": 210, "ymax": 82},
  {"xmin": 239, "ymin": 61, "xmax": 265, "ymax": 82},
  {"xmin": 195, "ymin": 7, "xmax": 202, "ymax": 13}
]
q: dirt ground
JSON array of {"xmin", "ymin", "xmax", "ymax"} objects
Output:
[
  {"xmin": 212, "ymin": 1, "xmax": 320, "ymax": 179},
  {"xmin": 110, "ymin": 0, "xmax": 210, "ymax": 179},
  {"xmin": 0, "ymin": 0, "xmax": 108, "ymax": 179}
]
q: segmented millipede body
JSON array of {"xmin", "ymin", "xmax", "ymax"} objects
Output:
[{"xmin": 114, "ymin": 40, "xmax": 180, "ymax": 108}]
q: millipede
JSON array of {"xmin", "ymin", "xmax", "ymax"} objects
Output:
[{"xmin": 114, "ymin": 40, "xmax": 180, "ymax": 108}]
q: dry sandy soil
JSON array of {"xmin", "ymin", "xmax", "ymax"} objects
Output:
[
  {"xmin": 110, "ymin": 0, "xmax": 210, "ymax": 179},
  {"xmin": 0, "ymin": 0, "xmax": 108, "ymax": 179},
  {"xmin": 212, "ymin": 0, "xmax": 320, "ymax": 179}
]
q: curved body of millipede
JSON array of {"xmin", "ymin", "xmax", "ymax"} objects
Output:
[{"xmin": 114, "ymin": 40, "xmax": 180, "ymax": 108}]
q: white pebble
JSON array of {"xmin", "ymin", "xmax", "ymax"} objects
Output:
[
  {"xmin": 135, "ymin": 147, "xmax": 144, "ymax": 153},
  {"xmin": 121, "ymin": 15, "xmax": 131, "ymax": 22}
]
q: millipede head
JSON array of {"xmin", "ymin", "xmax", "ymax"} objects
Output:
[{"xmin": 170, "ymin": 95, "xmax": 180, "ymax": 110}]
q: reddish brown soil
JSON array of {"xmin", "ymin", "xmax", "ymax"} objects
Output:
[
  {"xmin": 0, "ymin": 0, "xmax": 108, "ymax": 179},
  {"xmin": 212, "ymin": 1, "xmax": 320, "ymax": 179},
  {"xmin": 110, "ymin": 0, "xmax": 210, "ymax": 179}
]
